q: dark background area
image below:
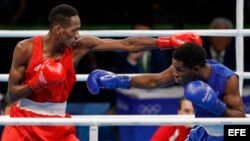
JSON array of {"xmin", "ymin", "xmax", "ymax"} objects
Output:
[
  {"xmin": 0, "ymin": 0, "xmax": 250, "ymax": 104},
  {"xmin": 1, "ymin": 0, "xmax": 250, "ymax": 27}
]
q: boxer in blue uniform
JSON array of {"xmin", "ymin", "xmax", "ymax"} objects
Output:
[{"xmin": 87, "ymin": 42, "xmax": 246, "ymax": 141}]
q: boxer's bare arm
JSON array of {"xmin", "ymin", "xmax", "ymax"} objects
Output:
[
  {"xmin": 86, "ymin": 66, "xmax": 176, "ymax": 94},
  {"xmin": 7, "ymin": 39, "xmax": 33, "ymax": 102},
  {"xmin": 131, "ymin": 66, "xmax": 175, "ymax": 88},
  {"xmin": 73, "ymin": 33, "xmax": 202, "ymax": 64},
  {"xmin": 76, "ymin": 36, "xmax": 157, "ymax": 52}
]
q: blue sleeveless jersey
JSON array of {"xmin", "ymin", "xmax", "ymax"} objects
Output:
[
  {"xmin": 194, "ymin": 59, "xmax": 235, "ymax": 117},
  {"xmin": 186, "ymin": 59, "xmax": 236, "ymax": 141}
]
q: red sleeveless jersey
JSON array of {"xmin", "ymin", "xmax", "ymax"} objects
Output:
[
  {"xmin": 1, "ymin": 36, "xmax": 79, "ymax": 141},
  {"xmin": 25, "ymin": 36, "xmax": 76, "ymax": 102}
]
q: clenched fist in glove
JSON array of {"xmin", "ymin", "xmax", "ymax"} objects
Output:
[
  {"xmin": 184, "ymin": 80, "xmax": 227, "ymax": 116},
  {"xmin": 28, "ymin": 58, "xmax": 66, "ymax": 92},
  {"xmin": 87, "ymin": 69, "xmax": 131, "ymax": 94},
  {"xmin": 157, "ymin": 32, "xmax": 202, "ymax": 50}
]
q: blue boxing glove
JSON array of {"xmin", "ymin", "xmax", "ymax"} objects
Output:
[
  {"xmin": 184, "ymin": 80, "xmax": 227, "ymax": 116},
  {"xmin": 87, "ymin": 69, "xmax": 131, "ymax": 95}
]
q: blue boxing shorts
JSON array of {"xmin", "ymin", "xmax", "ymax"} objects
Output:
[{"xmin": 185, "ymin": 125, "xmax": 224, "ymax": 141}]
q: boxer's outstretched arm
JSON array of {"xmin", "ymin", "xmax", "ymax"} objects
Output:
[
  {"xmin": 87, "ymin": 67, "xmax": 175, "ymax": 94},
  {"xmin": 130, "ymin": 66, "xmax": 175, "ymax": 88},
  {"xmin": 77, "ymin": 32, "xmax": 202, "ymax": 52}
]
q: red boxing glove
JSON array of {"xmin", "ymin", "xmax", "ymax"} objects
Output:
[
  {"xmin": 28, "ymin": 58, "xmax": 66, "ymax": 92},
  {"xmin": 157, "ymin": 32, "xmax": 202, "ymax": 50}
]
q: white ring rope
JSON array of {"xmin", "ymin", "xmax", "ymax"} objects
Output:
[
  {"xmin": 0, "ymin": 29, "xmax": 250, "ymax": 37},
  {"xmin": 0, "ymin": 115, "xmax": 249, "ymax": 126},
  {"xmin": 1, "ymin": 72, "xmax": 250, "ymax": 82}
]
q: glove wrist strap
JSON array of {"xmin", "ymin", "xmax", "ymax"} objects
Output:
[
  {"xmin": 157, "ymin": 37, "xmax": 171, "ymax": 50},
  {"xmin": 211, "ymin": 99, "xmax": 227, "ymax": 116},
  {"xmin": 118, "ymin": 76, "xmax": 131, "ymax": 89}
]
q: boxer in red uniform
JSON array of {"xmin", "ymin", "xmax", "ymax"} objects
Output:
[{"xmin": 2, "ymin": 4, "xmax": 202, "ymax": 141}]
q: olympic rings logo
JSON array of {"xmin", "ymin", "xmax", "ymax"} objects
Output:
[
  {"xmin": 137, "ymin": 104, "xmax": 162, "ymax": 114},
  {"xmin": 116, "ymin": 100, "xmax": 129, "ymax": 111}
]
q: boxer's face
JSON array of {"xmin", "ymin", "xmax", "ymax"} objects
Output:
[
  {"xmin": 58, "ymin": 15, "xmax": 81, "ymax": 48},
  {"xmin": 172, "ymin": 59, "xmax": 194, "ymax": 85}
]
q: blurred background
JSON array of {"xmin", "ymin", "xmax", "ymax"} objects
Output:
[
  {"xmin": 1, "ymin": 0, "xmax": 250, "ymax": 29},
  {"xmin": 1, "ymin": 0, "xmax": 250, "ymax": 102}
]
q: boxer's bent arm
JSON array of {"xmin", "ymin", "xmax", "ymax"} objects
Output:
[
  {"xmin": 223, "ymin": 75, "xmax": 246, "ymax": 117},
  {"xmin": 8, "ymin": 69, "xmax": 32, "ymax": 102},
  {"xmin": 8, "ymin": 41, "xmax": 33, "ymax": 102}
]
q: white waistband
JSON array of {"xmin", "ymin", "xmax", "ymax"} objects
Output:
[{"xmin": 17, "ymin": 98, "xmax": 67, "ymax": 116}]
